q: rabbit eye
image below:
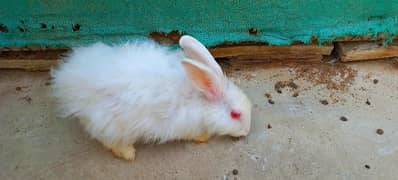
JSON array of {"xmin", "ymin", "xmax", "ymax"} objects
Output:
[{"xmin": 230, "ymin": 110, "xmax": 241, "ymax": 120}]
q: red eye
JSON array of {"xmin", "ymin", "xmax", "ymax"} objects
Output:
[{"xmin": 230, "ymin": 110, "xmax": 241, "ymax": 120}]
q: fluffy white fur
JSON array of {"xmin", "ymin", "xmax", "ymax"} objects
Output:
[{"xmin": 51, "ymin": 36, "xmax": 252, "ymax": 157}]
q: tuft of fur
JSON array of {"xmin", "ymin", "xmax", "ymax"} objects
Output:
[{"xmin": 51, "ymin": 36, "xmax": 252, "ymax": 149}]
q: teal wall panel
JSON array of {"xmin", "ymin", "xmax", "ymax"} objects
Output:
[{"xmin": 0, "ymin": 0, "xmax": 397, "ymax": 47}]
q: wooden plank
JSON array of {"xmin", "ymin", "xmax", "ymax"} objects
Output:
[
  {"xmin": 336, "ymin": 41, "xmax": 398, "ymax": 62},
  {"xmin": 1, "ymin": 44, "xmax": 333, "ymax": 59},
  {"xmin": 209, "ymin": 45, "xmax": 333, "ymax": 58},
  {"xmin": 0, "ymin": 49, "xmax": 65, "ymax": 70},
  {"xmin": 230, "ymin": 54, "xmax": 324, "ymax": 63},
  {"xmin": 0, "ymin": 46, "xmax": 69, "ymax": 52},
  {"xmin": 0, "ymin": 59, "xmax": 57, "ymax": 71},
  {"xmin": 334, "ymin": 34, "xmax": 397, "ymax": 42},
  {"xmin": 0, "ymin": 49, "xmax": 67, "ymax": 59}
]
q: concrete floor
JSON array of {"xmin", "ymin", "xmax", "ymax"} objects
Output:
[{"xmin": 1, "ymin": 60, "xmax": 398, "ymax": 180}]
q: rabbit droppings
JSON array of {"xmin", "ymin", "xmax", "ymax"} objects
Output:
[{"xmin": 51, "ymin": 35, "xmax": 252, "ymax": 161}]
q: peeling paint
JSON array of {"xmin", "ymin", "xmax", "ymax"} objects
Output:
[
  {"xmin": 0, "ymin": 24, "xmax": 8, "ymax": 33},
  {"xmin": 149, "ymin": 30, "xmax": 183, "ymax": 44},
  {"xmin": 0, "ymin": 0, "xmax": 397, "ymax": 47},
  {"xmin": 72, "ymin": 24, "xmax": 80, "ymax": 32},
  {"xmin": 17, "ymin": 26, "xmax": 26, "ymax": 32},
  {"xmin": 40, "ymin": 23, "xmax": 47, "ymax": 29},
  {"xmin": 248, "ymin": 28, "xmax": 258, "ymax": 35}
]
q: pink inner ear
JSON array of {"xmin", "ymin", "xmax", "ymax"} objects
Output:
[
  {"xmin": 230, "ymin": 110, "xmax": 241, "ymax": 120},
  {"xmin": 203, "ymin": 76, "xmax": 218, "ymax": 101}
]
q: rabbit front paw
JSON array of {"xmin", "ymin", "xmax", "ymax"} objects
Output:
[
  {"xmin": 110, "ymin": 145, "xmax": 136, "ymax": 161},
  {"xmin": 194, "ymin": 133, "xmax": 210, "ymax": 144}
]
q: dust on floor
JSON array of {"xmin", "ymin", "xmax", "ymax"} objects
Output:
[{"xmin": 1, "ymin": 60, "xmax": 398, "ymax": 180}]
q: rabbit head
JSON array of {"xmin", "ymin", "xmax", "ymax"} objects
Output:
[{"xmin": 179, "ymin": 35, "xmax": 252, "ymax": 137}]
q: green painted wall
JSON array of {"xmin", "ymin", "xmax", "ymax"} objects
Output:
[{"xmin": 0, "ymin": 0, "xmax": 397, "ymax": 47}]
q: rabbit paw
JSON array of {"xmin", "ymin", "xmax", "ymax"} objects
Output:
[
  {"xmin": 194, "ymin": 133, "xmax": 210, "ymax": 144},
  {"xmin": 111, "ymin": 145, "xmax": 136, "ymax": 161}
]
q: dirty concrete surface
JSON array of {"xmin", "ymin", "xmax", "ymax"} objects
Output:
[{"xmin": 1, "ymin": 60, "xmax": 398, "ymax": 180}]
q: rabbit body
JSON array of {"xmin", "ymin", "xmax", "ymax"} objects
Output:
[{"xmin": 52, "ymin": 36, "xmax": 252, "ymax": 160}]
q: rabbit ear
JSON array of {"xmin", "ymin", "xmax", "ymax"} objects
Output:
[
  {"xmin": 182, "ymin": 58, "xmax": 223, "ymax": 101},
  {"xmin": 179, "ymin": 35, "xmax": 224, "ymax": 78}
]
